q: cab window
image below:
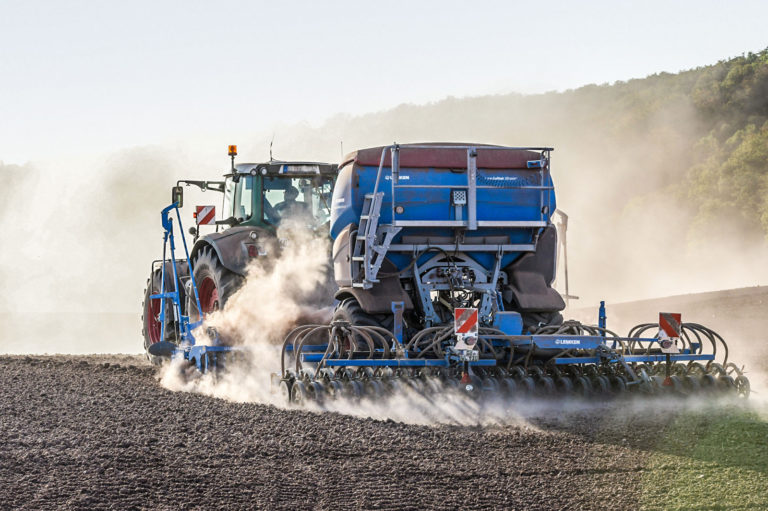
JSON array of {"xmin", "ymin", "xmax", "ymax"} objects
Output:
[
  {"xmin": 234, "ymin": 176, "xmax": 254, "ymax": 221},
  {"xmin": 222, "ymin": 177, "xmax": 235, "ymax": 219},
  {"xmin": 263, "ymin": 176, "xmax": 333, "ymax": 226}
]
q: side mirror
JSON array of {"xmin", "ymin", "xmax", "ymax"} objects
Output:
[{"xmin": 172, "ymin": 186, "xmax": 184, "ymax": 207}]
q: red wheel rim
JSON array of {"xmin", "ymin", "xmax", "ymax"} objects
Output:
[
  {"xmin": 146, "ymin": 295, "xmax": 162, "ymax": 344},
  {"xmin": 198, "ymin": 276, "xmax": 220, "ymax": 316}
]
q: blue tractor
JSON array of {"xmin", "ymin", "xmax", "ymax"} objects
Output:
[{"xmin": 277, "ymin": 144, "xmax": 750, "ymax": 403}]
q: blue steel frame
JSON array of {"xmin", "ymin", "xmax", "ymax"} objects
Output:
[
  {"xmin": 289, "ymin": 336, "xmax": 713, "ymax": 369},
  {"xmin": 150, "ymin": 202, "xmax": 238, "ymax": 370},
  {"xmin": 282, "ymin": 301, "xmax": 716, "ymax": 372}
]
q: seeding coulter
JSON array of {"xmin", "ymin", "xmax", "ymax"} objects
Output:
[{"xmin": 143, "ymin": 144, "xmax": 750, "ymax": 402}]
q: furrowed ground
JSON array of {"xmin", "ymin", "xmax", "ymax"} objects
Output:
[{"xmin": 1, "ymin": 355, "xmax": 766, "ymax": 510}]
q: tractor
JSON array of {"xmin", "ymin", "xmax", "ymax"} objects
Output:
[{"xmin": 141, "ymin": 146, "xmax": 337, "ymax": 365}]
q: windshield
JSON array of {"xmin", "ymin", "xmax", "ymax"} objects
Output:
[{"xmin": 262, "ymin": 176, "xmax": 333, "ymax": 227}]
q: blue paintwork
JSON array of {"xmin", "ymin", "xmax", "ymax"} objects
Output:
[
  {"xmin": 492, "ymin": 311, "xmax": 523, "ymax": 336},
  {"xmin": 150, "ymin": 203, "xmax": 202, "ymax": 346},
  {"xmin": 598, "ymin": 301, "xmax": 606, "ymax": 331},
  {"xmin": 151, "ymin": 202, "xmax": 237, "ymax": 369},
  {"xmin": 320, "ymin": 359, "xmax": 497, "ymax": 368},
  {"xmin": 329, "ymin": 160, "xmax": 556, "ymax": 270}
]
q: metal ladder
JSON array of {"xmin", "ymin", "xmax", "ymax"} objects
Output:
[{"xmin": 351, "ymin": 192, "xmax": 386, "ymax": 288}]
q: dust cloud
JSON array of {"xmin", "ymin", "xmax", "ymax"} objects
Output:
[
  {"xmin": 0, "ymin": 148, "xmax": 217, "ymax": 354},
  {"xmin": 3, "ymin": 77, "xmax": 767, "ymax": 363},
  {"xmin": 157, "ymin": 221, "xmax": 765, "ymax": 426},
  {"xmin": 247, "ymin": 89, "xmax": 768, "ymax": 307},
  {"xmin": 157, "ymin": 221, "xmax": 539, "ymax": 426},
  {"xmin": 160, "ymin": 219, "xmax": 333, "ymax": 404}
]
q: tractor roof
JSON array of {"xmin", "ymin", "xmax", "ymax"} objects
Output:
[
  {"xmin": 340, "ymin": 143, "xmax": 553, "ymax": 170},
  {"xmin": 232, "ymin": 161, "xmax": 338, "ymax": 177}
]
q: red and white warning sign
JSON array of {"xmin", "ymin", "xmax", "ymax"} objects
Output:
[
  {"xmin": 195, "ymin": 205, "xmax": 216, "ymax": 225},
  {"xmin": 659, "ymin": 312, "xmax": 682, "ymax": 339},
  {"xmin": 658, "ymin": 312, "xmax": 682, "ymax": 353},
  {"xmin": 454, "ymin": 308, "xmax": 479, "ymax": 336},
  {"xmin": 454, "ymin": 308, "xmax": 478, "ymax": 350}
]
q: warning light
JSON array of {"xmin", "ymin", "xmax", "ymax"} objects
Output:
[{"xmin": 228, "ymin": 145, "xmax": 237, "ymax": 156}]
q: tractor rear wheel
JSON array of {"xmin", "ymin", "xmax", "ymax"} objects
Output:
[
  {"xmin": 332, "ymin": 297, "xmax": 394, "ymax": 331},
  {"xmin": 141, "ymin": 275, "xmax": 171, "ymax": 366},
  {"xmin": 188, "ymin": 247, "xmax": 244, "ymax": 321},
  {"xmin": 332, "ymin": 298, "xmax": 395, "ymax": 358}
]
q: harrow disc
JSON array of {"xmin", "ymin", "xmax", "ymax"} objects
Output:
[
  {"xmin": 592, "ymin": 376, "xmax": 610, "ymax": 396},
  {"xmin": 343, "ymin": 380, "xmax": 363, "ymax": 400},
  {"xmin": 291, "ymin": 381, "xmax": 309, "ymax": 406},
  {"xmin": 717, "ymin": 375, "xmax": 736, "ymax": 394},
  {"xmin": 500, "ymin": 377, "xmax": 517, "ymax": 397},
  {"xmin": 682, "ymin": 375, "xmax": 700, "ymax": 395},
  {"xmin": 536, "ymin": 376, "xmax": 556, "ymax": 397},
  {"xmin": 364, "ymin": 379, "xmax": 384, "ymax": 399},
  {"xmin": 573, "ymin": 376, "xmax": 592, "ymax": 398},
  {"xmin": 735, "ymin": 375, "xmax": 750, "ymax": 398},
  {"xmin": 385, "ymin": 378, "xmax": 404, "ymax": 395},
  {"xmin": 326, "ymin": 380, "xmax": 344, "ymax": 399},
  {"xmin": 699, "ymin": 373, "xmax": 717, "ymax": 391},
  {"xmin": 309, "ymin": 381, "xmax": 326, "ymax": 404},
  {"xmin": 518, "ymin": 376, "xmax": 536, "ymax": 396},
  {"xmin": 664, "ymin": 375, "xmax": 683, "ymax": 395},
  {"xmin": 481, "ymin": 377, "xmax": 500, "ymax": 397},
  {"xmin": 279, "ymin": 380, "xmax": 292, "ymax": 404},
  {"xmin": 609, "ymin": 376, "xmax": 628, "ymax": 395},
  {"xmin": 555, "ymin": 376, "xmax": 574, "ymax": 395}
]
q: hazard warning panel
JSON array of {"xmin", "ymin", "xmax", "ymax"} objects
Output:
[
  {"xmin": 659, "ymin": 312, "xmax": 682, "ymax": 339},
  {"xmin": 454, "ymin": 308, "xmax": 478, "ymax": 351},
  {"xmin": 454, "ymin": 308, "xmax": 479, "ymax": 336},
  {"xmin": 195, "ymin": 205, "xmax": 216, "ymax": 225},
  {"xmin": 658, "ymin": 312, "xmax": 682, "ymax": 354}
]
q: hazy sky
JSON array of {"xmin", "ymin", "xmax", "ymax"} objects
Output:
[{"xmin": 1, "ymin": 0, "xmax": 766, "ymax": 162}]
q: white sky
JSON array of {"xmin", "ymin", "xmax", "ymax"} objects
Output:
[{"xmin": 1, "ymin": 0, "xmax": 767, "ymax": 162}]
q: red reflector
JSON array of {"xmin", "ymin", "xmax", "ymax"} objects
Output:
[{"xmin": 247, "ymin": 245, "xmax": 258, "ymax": 258}]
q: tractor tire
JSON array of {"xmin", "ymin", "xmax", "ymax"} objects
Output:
[
  {"xmin": 332, "ymin": 297, "xmax": 394, "ymax": 331},
  {"xmin": 332, "ymin": 298, "xmax": 395, "ymax": 358},
  {"xmin": 187, "ymin": 247, "xmax": 244, "ymax": 321},
  {"xmin": 141, "ymin": 275, "xmax": 172, "ymax": 366}
]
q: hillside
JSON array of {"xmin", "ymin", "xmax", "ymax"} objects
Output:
[
  {"xmin": 264, "ymin": 49, "xmax": 768, "ymax": 303},
  {"xmin": 2, "ymin": 49, "xmax": 768, "ymax": 323}
]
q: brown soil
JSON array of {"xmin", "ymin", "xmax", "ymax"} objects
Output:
[{"xmin": 0, "ymin": 355, "xmax": 678, "ymax": 510}]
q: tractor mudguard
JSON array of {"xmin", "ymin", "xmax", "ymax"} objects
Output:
[
  {"xmin": 334, "ymin": 258, "xmax": 413, "ymax": 314},
  {"xmin": 191, "ymin": 226, "xmax": 276, "ymax": 276}
]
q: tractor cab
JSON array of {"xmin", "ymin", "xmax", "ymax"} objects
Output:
[
  {"xmin": 172, "ymin": 146, "xmax": 338, "ymax": 234},
  {"xmin": 224, "ymin": 161, "xmax": 337, "ymax": 231},
  {"xmin": 144, "ymin": 146, "xmax": 339, "ymax": 364}
]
